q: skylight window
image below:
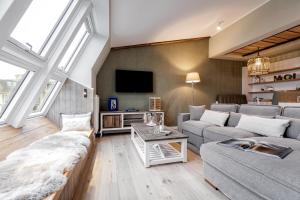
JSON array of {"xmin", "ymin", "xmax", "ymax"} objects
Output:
[
  {"xmin": 32, "ymin": 79, "xmax": 57, "ymax": 114},
  {"xmin": 10, "ymin": 0, "xmax": 73, "ymax": 55},
  {"xmin": 58, "ymin": 23, "xmax": 90, "ymax": 72},
  {"xmin": 0, "ymin": 61, "xmax": 28, "ymax": 118}
]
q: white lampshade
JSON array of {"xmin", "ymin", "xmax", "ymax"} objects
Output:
[{"xmin": 186, "ymin": 72, "xmax": 200, "ymax": 83}]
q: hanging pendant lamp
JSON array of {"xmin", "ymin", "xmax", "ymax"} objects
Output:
[{"xmin": 247, "ymin": 48, "xmax": 270, "ymax": 76}]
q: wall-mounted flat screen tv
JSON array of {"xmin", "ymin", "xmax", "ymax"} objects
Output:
[{"xmin": 115, "ymin": 69, "xmax": 153, "ymax": 93}]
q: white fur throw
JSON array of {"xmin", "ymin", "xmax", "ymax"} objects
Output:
[{"xmin": 0, "ymin": 131, "xmax": 90, "ymax": 200}]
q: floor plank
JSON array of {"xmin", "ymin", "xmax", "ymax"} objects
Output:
[{"xmin": 82, "ymin": 134, "xmax": 227, "ymax": 200}]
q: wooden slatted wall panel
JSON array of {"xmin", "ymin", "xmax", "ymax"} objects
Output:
[{"xmin": 46, "ymin": 79, "xmax": 94, "ymax": 128}]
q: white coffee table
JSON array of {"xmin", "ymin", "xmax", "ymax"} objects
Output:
[{"xmin": 131, "ymin": 123, "xmax": 188, "ymax": 167}]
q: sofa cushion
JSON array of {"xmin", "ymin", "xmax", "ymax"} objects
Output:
[
  {"xmin": 227, "ymin": 112, "xmax": 274, "ymax": 127},
  {"xmin": 181, "ymin": 120, "xmax": 213, "ymax": 137},
  {"xmin": 203, "ymin": 126, "xmax": 260, "ymax": 142},
  {"xmin": 177, "ymin": 113, "xmax": 190, "ymax": 132},
  {"xmin": 227, "ymin": 112, "xmax": 241, "ymax": 127},
  {"xmin": 236, "ymin": 115, "xmax": 290, "ymax": 137},
  {"xmin": 277, "ymin": 115, "xmax": 300, "ymax": 139},
  {"xmin": 189, "ymin": 105, "xmax": 205, "ymax": 120},
  {"xmin": 200, "ymin": 110, "xmax": 229, "ymax": 127},
  {"xmin": 200, "ymin": 137, "xmax": 300, "ymax": 200},
  {"xmin": 239, "ymin": 104, "xmax": 281, "ymax": 117},
  {"xmin": 210, "ymin": 104, "xmax": 239, "ymax": 113},
  {"xmin": 282, "ymin": 106, "xmax": 300, "ymax": 119}
]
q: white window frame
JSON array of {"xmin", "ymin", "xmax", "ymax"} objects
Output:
[
  {"xmin": 29, "ymin": 79, "xmax": 59, "ymax": 117},
  {"xmin": 7, "ymin": 0, "xmax": 81, "ymax": 60},
  {"xmin": 0, "ymin": 56, "xmax": 37, "ymax": 118},
  {"xmin": 58, "ymin": 15, "xmax": 94, "ymax": 73},
  {"xmin": 0, "ymin": 0, "xmax": 94, "ymax": 127},
  {"xmin": 0, "ymin": 71, "xmax": 30, "ymax": 117},
  {"xmin": 40, "ymin": 81, "xmax": 62, "ymax": 114},
  {"xmin": 63, "ymin": 28, "xmax": 89, "ymax": 72},
  {"xmin": 0, "ymin": 71, "xmax": 35, "ymax": 124},
  {"xmin": 0, "ymin": 46, "xmax": 44, "ymax": 72}
]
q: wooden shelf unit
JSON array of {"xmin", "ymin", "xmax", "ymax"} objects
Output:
[
  {"xmin": 259, "ymin": 66, "xmax": 300, "ymax": 76},
  {"xmin": 248, "ymin": 91, "xmax": 275, "ymax": 94},
  {"xmin": 247, "ymin": 67, "xmax": 300, "ymax": 98},
  {"xmin": 248, "ymin": 89, "xmax": 299, "ymax": 94},
  {"xmin": 248, "ymin": 78, "xmax": 300, "ymax": 85},
  {"xmin": 99, "ymin": 111, "xmax": 164, "ymax": 136}
]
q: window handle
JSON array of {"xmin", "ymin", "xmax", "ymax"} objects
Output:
[{"xmin": 25, "ymin": 43, "xmax": 32, "ymax": 51}]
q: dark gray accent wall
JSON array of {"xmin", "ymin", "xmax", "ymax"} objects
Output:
[
  {"xmin": 97, "ymin": 38, "xmax": 244, "ymax": 125},
  {"xmin": 47, "ymin": 79, "xmax": 94, "ymax": 128}
]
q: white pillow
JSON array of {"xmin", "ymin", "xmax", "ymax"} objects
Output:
[
  {"xmin": 200, "ymin": 110, "xmax": 229, "ymax": 127},
  {"xmin": 61, "ymin": 112, "xmax": 92, "ymax": 132},
  {"xmin": 236, "ymin": 114, "xmax": 290, "ymax": 137}
]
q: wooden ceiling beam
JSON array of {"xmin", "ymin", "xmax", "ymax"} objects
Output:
[{"xmin": 226, "ymin": 24, "xmax": 300, "ymax": 57}]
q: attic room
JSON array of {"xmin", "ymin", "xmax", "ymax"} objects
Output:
[{"xmin": 1, "ymin": 0, "xmax": 300, "ymax": 199}]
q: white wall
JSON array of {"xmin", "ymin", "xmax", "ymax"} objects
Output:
[
  {"xmin": 70, "ymin": 34, "xmax": 110, "ymax": 88},
  {"xmin": 70, "ymin": 0, "xmax": 111, "ymax": 89}
]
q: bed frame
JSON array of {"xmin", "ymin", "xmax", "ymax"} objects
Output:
[{"xmin": 45, "ymin": 130, "xmax": 96, "ymax": 200}]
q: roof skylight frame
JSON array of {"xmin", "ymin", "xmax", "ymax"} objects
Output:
[
  {"xmin": 31, "ymin": 79, "xmax": 58, "ymax": 115},
  {"xmin": 57, "ymin": 18, "xmax": 93, "ymax": 73},
  {"xmin": 0, "ymin": 70, "xmax": 35, "ymax": 125},
  {"xmin": 0, "ymin": 56, "xmax": 36, "ymax": 120},
  {"xmin": 40, "ymin": 81, "xmax": 62, "ymax": 114},
  {"xmin": 8, "ymin": 0, "xmax": 81, "ymax": 60},
  {"xmin": 63, "ymin": 28, "xmax": 90, "ymax": 72},
  {"xmin": 29, "ymin": 80, "xmax": 62, "ymax": 118},
  {"xmin": 0, "ymin": 0, "xmax": 95, "ymax": 127},
  {"xmin": 38, "ymin": 0, "xmax": 75, "ymax": 55},
  {"xmin": 39, "ymin": 0, "xmax": 82, "ymax": 58},
  {"xmin": 0, "ymin": 71, "xmax": 30, "ymax": 118}
]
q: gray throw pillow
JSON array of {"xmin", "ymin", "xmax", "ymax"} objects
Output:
[
  {"xmin": 276, "ymin": 115, "xmax": 300, "ymax": 139},
  {"xmin": 227, "ymin": 112, "xmax": 241, "ymax": 127},
  {"xmin": 189, "ymin": 105, "xmax": 205, "ymax": 120},
  {"xmin": 228, "ymin": 112, "xmax": 275, "ymax": 127}
]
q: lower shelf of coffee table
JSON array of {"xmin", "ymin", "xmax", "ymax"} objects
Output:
[
  {"xmin": 133, "ymin": 134, "xmax": 181, "ymax": 160},
  {"xmin": 131, "ymin": 129, "xmax": 187, "ymax": 167}
]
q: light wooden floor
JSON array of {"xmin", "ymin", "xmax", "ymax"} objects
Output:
[{"xmin": 82, "ymin": 134, "xmax": 228, "ymax": 200}]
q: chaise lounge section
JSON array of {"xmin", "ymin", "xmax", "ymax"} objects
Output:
[
  {"xmin": 201, "ymin": 107, "xmax": 300, "ymax": 200},
  {"xmin": 201, "ymin": 136, "xmax": 300, "ymax": 200},
  {"xmin": 178, "ymin": 104, "xmax": 300, "ymax": 199}
]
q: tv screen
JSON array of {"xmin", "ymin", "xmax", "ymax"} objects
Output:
[{"xmin": 115, "ymin": 70, "xmax": 153, "ymax": 93}]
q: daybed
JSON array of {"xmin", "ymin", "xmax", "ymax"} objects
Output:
[
  {"xmin": 0, "ymin": 130, "xmax": 95, "ymax": 200},
  {"xmin": 46, "ymin": 130, "xmax": 95, "ymax": 200}
]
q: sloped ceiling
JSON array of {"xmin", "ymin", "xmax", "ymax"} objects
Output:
[{"xmin": 110, "ymin": 0, "xmax": 269, "ymax": 47}]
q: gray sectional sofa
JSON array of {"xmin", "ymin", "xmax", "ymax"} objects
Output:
[
  {"xmin": 177, "ymin": 104, "xmax": 300, "ymax": 200},
  {"xmin": 178, "ymin": 104, "xmax": 281, "ymax": 153}
]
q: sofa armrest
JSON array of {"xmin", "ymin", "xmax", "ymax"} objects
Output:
[{"xmin": 177, "ymin": 113, "xmax": 190, "ymax": 132}]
